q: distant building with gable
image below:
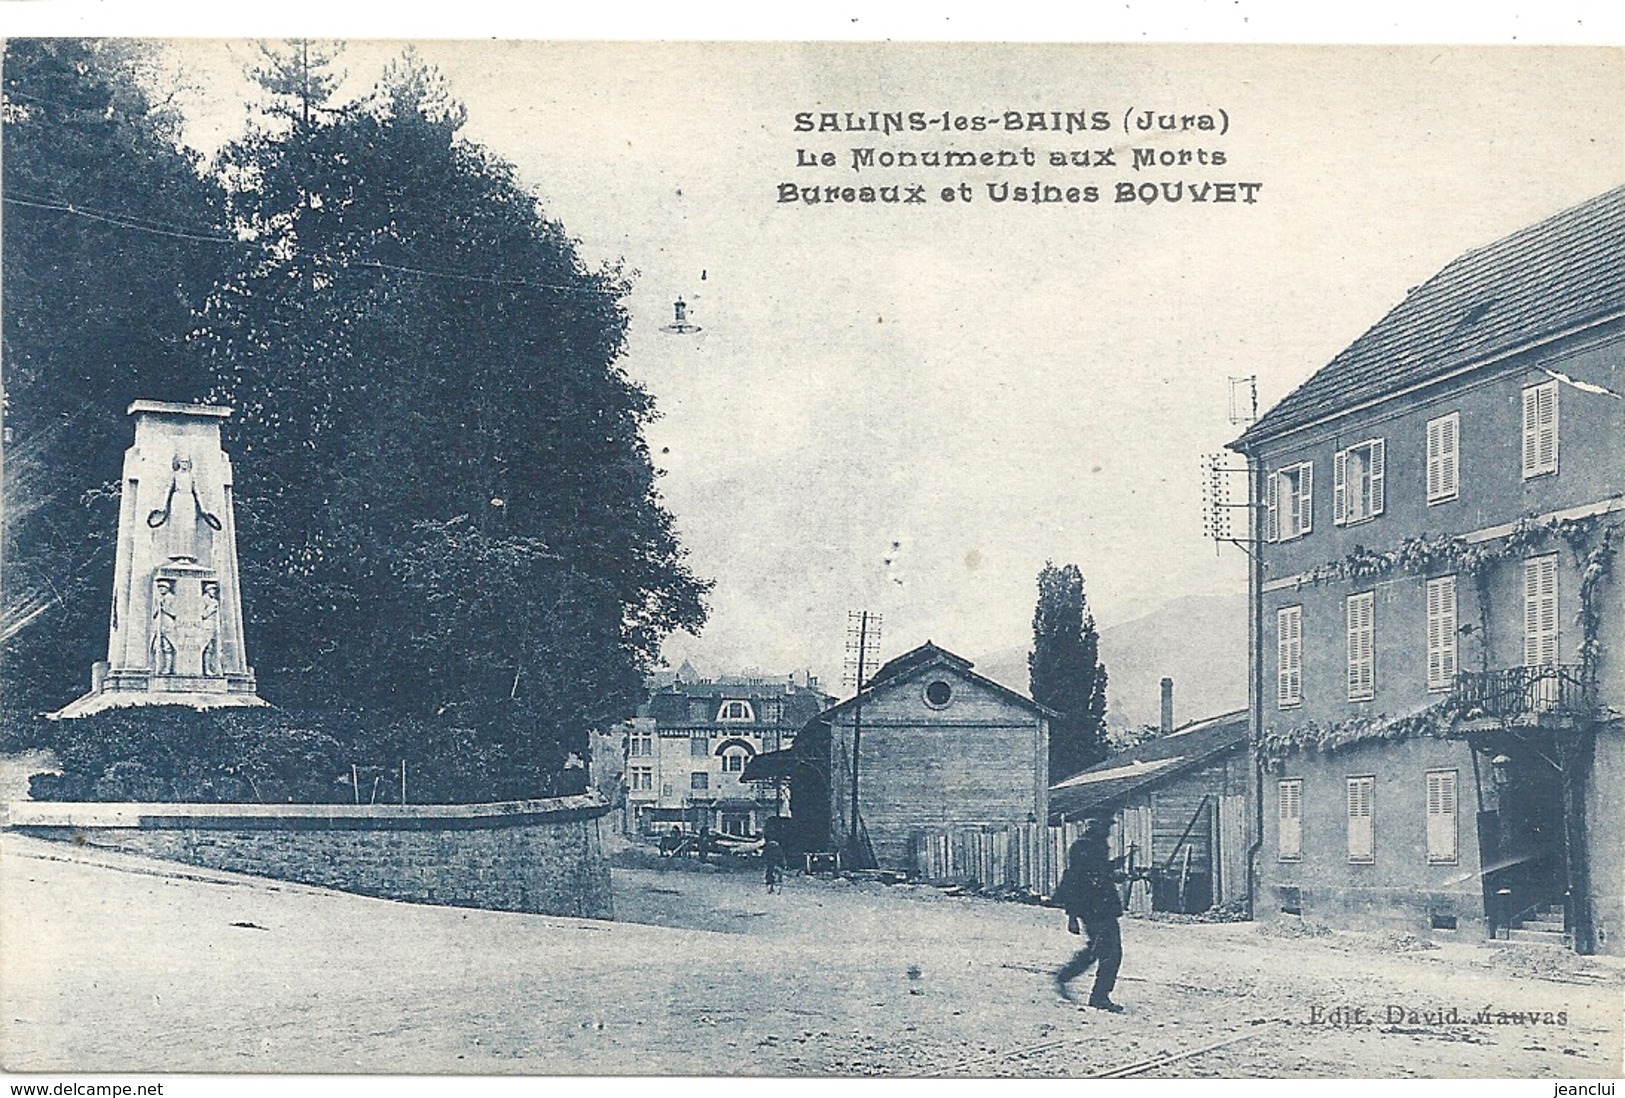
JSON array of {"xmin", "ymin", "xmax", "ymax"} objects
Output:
[{"xmin": 622, "ymin": 669, "xmax": 831, "ymax": 837}]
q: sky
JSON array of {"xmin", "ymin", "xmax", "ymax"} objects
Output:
[{"xmin": 15, "ymin": 20, "xmax": 1623, "ymax": 691}]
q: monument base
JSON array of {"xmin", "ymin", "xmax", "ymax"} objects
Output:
[{"xmin": 49, "ymin": 662, "xmax": 268, "ymax": 719}]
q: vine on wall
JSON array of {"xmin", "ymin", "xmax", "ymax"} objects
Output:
[
  {"xmin": 1287, "ymin": 512, "xmax": 1620, "ymax": 673},
  {"xmin": 1261, "ymin": 512, "xmax": 1620, "ymax": 764},
  {"xmin": 1257, "ymin": 705, "xmax": 1462, "ymax": 769}
]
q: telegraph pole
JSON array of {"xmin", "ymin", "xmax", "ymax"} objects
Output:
[{"xmin": 844, "ymin": 609, "xmax": 881, "ymax": 868}]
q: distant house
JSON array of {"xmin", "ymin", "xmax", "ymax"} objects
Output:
[
  {"xmin": 623, "ymin": 672, "xmax": 832, "ymax": 836},
  {"xmin": 784, "ymin": 642, "xmax": 1053, "ymax": 869},
  {"xmin": 1229, "ymin": 187, "xmax": 1623, "ymax": 953},
  {"xmin": 1049, "ymin": 708, "xmax": 1252, "ymax": 915}
]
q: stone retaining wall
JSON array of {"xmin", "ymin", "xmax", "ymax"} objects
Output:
[{"xmin": 2, "ymin": 794, "xmax": 613, "ymax": 919}]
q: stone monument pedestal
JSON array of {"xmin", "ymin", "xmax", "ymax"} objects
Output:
[{"xmin": 51, "ymin": 401, "xmax": 266, "ymax": 718}]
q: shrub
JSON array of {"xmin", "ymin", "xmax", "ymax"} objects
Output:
[{"xmin": 15, "ymin": 703, "xmax": 587, "ymax": 804}]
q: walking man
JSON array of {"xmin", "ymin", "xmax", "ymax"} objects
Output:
[{"xmin": 1053, "ymin": 816, "xmax": 1127, "ymax": 1012}]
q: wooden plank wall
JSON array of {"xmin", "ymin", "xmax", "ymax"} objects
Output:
[
  {"xmin": 830, "ymin": 666, "xmax": 1047, "ymax": 867},
  {"xmin": 909, "ymin": 753, "xmax": 1251, "ymax": 908}
]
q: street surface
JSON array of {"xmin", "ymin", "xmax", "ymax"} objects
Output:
[{"xmin": 2, "ymin": 831, "xmax": 1620, "ymax": 1077}]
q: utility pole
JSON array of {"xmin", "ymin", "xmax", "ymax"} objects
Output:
[{"xmin": 844, "ymin": 610, "xmax": 881, "ymax": 868}]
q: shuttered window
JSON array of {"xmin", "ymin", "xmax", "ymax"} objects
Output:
[
  {"xmin": 1278, "ymin": 778, "xmax": 1303, "ymax": 861},
  {"xmin": 1426, "ymin": 413, "xmax": 1460, "ymax": 503},
  {"xmin": 1426, "ymin": 770, "xmax": 1458, "ymax": 864},
  {"xmin": 1346, "ymin": 591, "xmax": 1375, "ymax": 701},
  {"xmin": 1426, "ymin": 575, "xmax": 1458, "ymax": 692},
  {"xmin": 1523, "ymin": 554, "xmax": 1559, "ymax": 668},
  {"xmin": 1346, "ymin": 776, "xmax": 1375, "ymax": 864},
  {"xmin": 1333, "ymin": 438, "xmax": 1385, "ymax": 525},
  {"xmin": 1277, "ymin": 605, "xmax": 1303, "ymax": 708},
  {"xmin": 1267, "ymin": 462, "xmax": 1313, "ymax": 541},
  {"xmin": 1521, "ymin": 381, "xmax": 1558, "ymax": 478}
]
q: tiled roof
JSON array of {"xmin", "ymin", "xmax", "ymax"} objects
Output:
[{"xmin": 1234, "ymin": 186, "xmax": 1625, "ymax": 449}]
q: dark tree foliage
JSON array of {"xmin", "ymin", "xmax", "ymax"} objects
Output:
[
  {"xmin": 1029, "ymin": 561, "xmax": 1109, "ymax": 782},
  {"xmin": 192, "ymin": 46, "xmax": 710, "ymax": 795},
  {"xmin": 22, "ymin": 703, "xmax": 591, "ymax": 804},
  {"xmin": 1, "ymin": 39, "xmax": 226, "ymax": 719}
]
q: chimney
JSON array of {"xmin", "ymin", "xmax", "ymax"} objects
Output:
[{"xmin": 1159, "ymin": 677, "xmax": 1174, "ymax": 734}]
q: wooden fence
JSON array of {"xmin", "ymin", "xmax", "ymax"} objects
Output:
[
  {"xmin": 909, "ymin": 818, "xmax": 1123, "ymax": 900},
  {"xmin": 910, "ymin": 796, "xmax": 1247, "ymax": 912}
]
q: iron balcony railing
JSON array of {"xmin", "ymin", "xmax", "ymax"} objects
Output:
[{"xmin": 1451, "ymin": 664, "xmax": 1595, "ymax": 721}]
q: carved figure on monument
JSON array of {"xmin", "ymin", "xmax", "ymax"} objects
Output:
[
  {"xmin": 146, "ymin": 453, "xmax": 223, "ymax": 562},
  {"xmin": 200, "ymin": 581, "xmax": 221, "ymax": 676},
  {"xmin": 150, "ymin": 578, "xmax": 178, "ymax": 675}
]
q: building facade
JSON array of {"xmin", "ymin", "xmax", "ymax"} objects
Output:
[
  {"xmin": 622, "ymin": 672, "xmax": 831, "ymax": 836},
  {"xmin": 1230, "ymin": 187, "xmax": 1623, "ymax": 953},
  {"xmin": 814, "ymin": 642, "xmax": 1052, "ymax": 870}
]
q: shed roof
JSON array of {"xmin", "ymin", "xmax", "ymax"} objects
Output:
[
  {"xmin": 1048, "ymin": 709, "xmax": 1249, "ymax": 820},
  {"xmin": 1232, "ymin": 186, "xmax": 1624, "ymax": 450}
]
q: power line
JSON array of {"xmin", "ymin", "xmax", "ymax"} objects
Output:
[
  {"xmin": 4, "ymin": 194, "xmax": 237, "ymax": 245},
  {"xmin": 1, "ymin": 193, "xmax": 618, "ymax": 297}
]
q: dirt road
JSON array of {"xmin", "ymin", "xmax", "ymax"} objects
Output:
[{"xmin": 3, "ymin": 832, "xmax": 1619, "ymax": 1077}]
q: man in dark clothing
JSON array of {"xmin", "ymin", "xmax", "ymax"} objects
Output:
[
  {"xmin": 762, "ymin": 839, "xmax": 786, "ymax": 893},
  {"xmin": 1052, "ymin": 816, "xmax": 1128, "ymax": 1012}
]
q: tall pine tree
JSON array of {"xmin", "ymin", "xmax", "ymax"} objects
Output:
[{"xmin": 1028, "ymin": 561, "xmax": 1109, "ymax": 781}]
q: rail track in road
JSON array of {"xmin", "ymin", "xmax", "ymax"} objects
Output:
[{"xmin": 922, "ymin": 1018, "xmax": 1281, "ymax": 1078}]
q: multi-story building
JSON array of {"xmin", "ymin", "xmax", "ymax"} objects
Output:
[
  {"xmin": 622, "ymin": 671, "xmax": 832, "ymax": 837},
  {"xmin": 1229, "ymin": 187, "xmax": 1623, "ymax": 953}
]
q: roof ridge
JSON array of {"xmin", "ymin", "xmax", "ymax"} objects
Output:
[{"xmin": 1234, "ymin": 185, "xmax": 1624, "ymax": 449}]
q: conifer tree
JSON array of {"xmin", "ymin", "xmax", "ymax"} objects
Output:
[{"xmin": 1029, "ymin": 561, "xmax": 1109, "ymax": 781}]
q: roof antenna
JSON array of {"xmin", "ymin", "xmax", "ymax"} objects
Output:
[{"xmin": 1228, "ymin": 376, "xmax": 1257, "ymax": 426}]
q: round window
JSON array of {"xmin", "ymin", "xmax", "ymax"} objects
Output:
[{"xmin": 924, "ymin": 680, "xmax": 953, "ymax": 708}]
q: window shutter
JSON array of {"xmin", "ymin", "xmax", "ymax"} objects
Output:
[
  {"xmin": 1439, "ymin": 414, "xmax": 1458, "ymax": 499},
  {"xmin": 1277, "ymin": 605, "xmax": 1302, "ymax": 707},
  {"xmin": 1346, "ymin": 776, "xmax": 1374, "ymax": 863},
  {"xmin": 1278, "ymin": 779, "xmax": 1302, "ymax": 860},
  {"xmin": 1333, "ymin": 449, "xmax": 1347, "ymax": 525},
  {"xmin": 1426, "ymin": 418, "xmax": 1442, "ymax": 500},
  {"xmin": 1426, "ymin": 770, "xmax": 1458, "ymax": 863},
  {"xmin": 1524, "ymin": 382, "xmax": 1558, "ymax": 477},
  {"xmin": 1522, "ymin": 385, "xmax": 1540, "ymax": 476},
  {"xmin": 1299, "ymin": 462, "xmax": 1313, "ymax": 535},
  {"xmin": 1539, "ymin": 383, "xmax": 1558, "ymax": 473},
  {"xmin": 1347, "ymin": 597, "xmax": 1359, "ymax": 698},
  {"xmin": 1346, "ymin": 592, "xmax": 1374, "ymax": 701},
  {"xmin": 1277, "ymin": 609, "xmax": 1291, "ymax": 706},
  {"xmin": 1369, "ymin": 439, "xmax": 1385, "ymax": 516},
  {"xmin": 1265, "ymin": 471, "xmax": 1279, "ymax": 542},
  {"xmin": 1524, "ymin": 555, "xmax": 1559, "ymax": 667},
  {"xmin": 1540, "ymin": 559, "xmax": 1556, "ymax": 663},
  {"xmin": 1426, "ymin": 578, "xmax": 1442, "ymax": 688},
  {"xmin": 1426, "ymin": 575, "xmax": 1457, "ymax": 691}
]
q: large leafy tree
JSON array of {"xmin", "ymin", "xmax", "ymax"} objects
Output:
[
  {"xmin": 194, "ymin": 45, "xmax": 709, "ymax": 792},
  {"xmin": 2, "ymin": 39, "xmax": 226, "ymax": 720},
  {"xmin": 1029, "ymin": 561, "xmax": 1109, "ymax": 781}
]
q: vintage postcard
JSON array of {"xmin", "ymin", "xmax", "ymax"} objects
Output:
[{"xmin": 1, "ymin": 32, "xmax": 1621, "ymax": 1088}]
